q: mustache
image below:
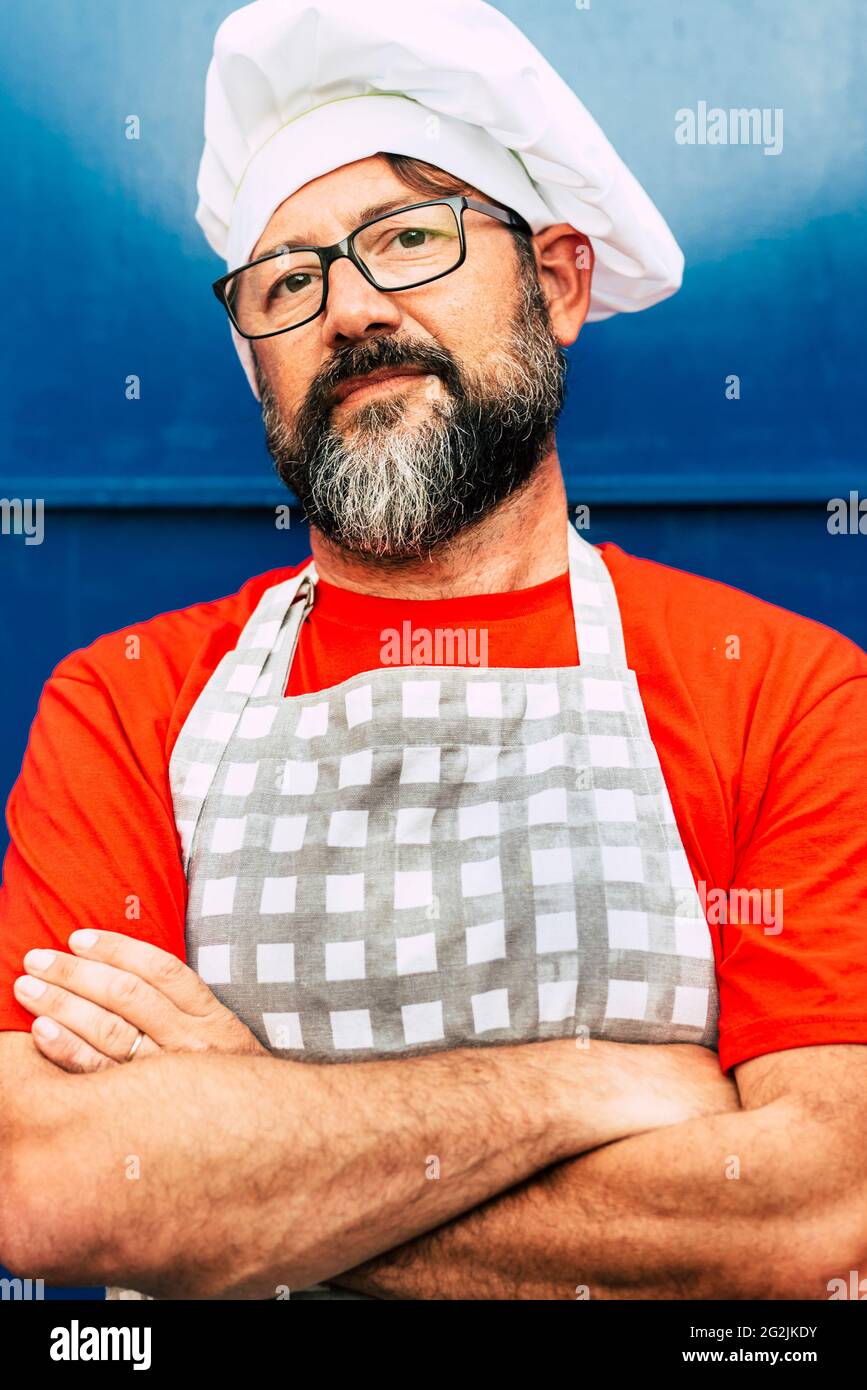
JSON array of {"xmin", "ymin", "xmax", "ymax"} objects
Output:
[{"xmin": 300, "ymin": 335, "xmax": 466, "ymax": 422}]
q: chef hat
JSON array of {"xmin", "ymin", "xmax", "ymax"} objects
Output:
[{"xmin": 196, "ymin": 0, "xmax": 684, "ymax": 398}]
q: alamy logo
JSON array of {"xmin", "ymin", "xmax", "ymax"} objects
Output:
[
  {"xmin": 682, "ymin": 880, "xmax": 784, "ymax": 935},
  {"xmin": 0, "ymin": 1276, "xmax": 45, "ymax": 1299},
  {"xmin": 827, "ymin": 491, "xmax": 867, "ymax": 535},
  {"xmin": 49, "ymin": 1319, "xmax": 152, "ymax": 1371},
  {"xmin": 380, "ymin": 623, "xmax": 489, "ymax": 667},
  {"xmin": 827, "ymin": 1270, "xmax": 867, "ymax": 1300},
  {"xmin": 0, "ymin": 497, "xmax": 44, "ymax": 545},
  {"xmin": 675, "ymin": 102, "xmax": 783, "ymax": 156}
]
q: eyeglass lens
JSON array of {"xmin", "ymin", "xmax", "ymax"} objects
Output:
[{"xmin": 226, "ymin": 202, "xmax": 462, "ymax": 336}]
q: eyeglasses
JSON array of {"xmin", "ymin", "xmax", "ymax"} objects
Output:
[{"xmin": 212, "ymin": 195, "xmax": 532, "ymax": 340}]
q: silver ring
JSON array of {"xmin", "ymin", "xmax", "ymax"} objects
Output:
[{"xmin": 125, "ymin": 1029, "xmax": 145, "ymax": 1062}]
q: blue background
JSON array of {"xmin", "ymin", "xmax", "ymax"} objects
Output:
[{"xmin": 1, "ymin": 0, "xmax": 865, "ymax": 1298}]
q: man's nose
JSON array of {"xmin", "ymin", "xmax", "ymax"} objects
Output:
[{"xmin": 319, "ymin": 255, "xmax": 404, "ymax": 347}]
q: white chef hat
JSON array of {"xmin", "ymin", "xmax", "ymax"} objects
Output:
[{"xmin": 195, "ymin": 0, "xmax": 684, "ymax": 398}]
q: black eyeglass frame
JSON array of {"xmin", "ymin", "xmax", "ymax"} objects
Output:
[{"xmin": 211, "ymin": 194, "xmax": 533, "ymax": 340}]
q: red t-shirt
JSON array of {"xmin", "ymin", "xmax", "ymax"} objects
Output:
[{"xmin": 2, "ymin": 541, "xmax": 867, "ymax": 1075}]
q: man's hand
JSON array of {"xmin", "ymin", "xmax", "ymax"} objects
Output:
[{"xmin": 12, "ymin": 930, "xmax": 267, "ymax": 1072}]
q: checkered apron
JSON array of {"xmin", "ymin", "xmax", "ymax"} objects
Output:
[
  {"xmin": 137, "ymin": 523, "xmax": 718, "ymax": 1300},
  {"xmin": 171, "ymin": 523, "xmax": 719, "ymax": 1057}
]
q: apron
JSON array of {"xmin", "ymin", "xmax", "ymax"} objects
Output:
[{"xmin": 110, "ymin": 522, "xmax": 719, "ymax": 1301}]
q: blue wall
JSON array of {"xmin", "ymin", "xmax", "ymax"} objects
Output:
[{"xmin": 1, "ymin": 0, "xmax": 866, "ymax": 1297}]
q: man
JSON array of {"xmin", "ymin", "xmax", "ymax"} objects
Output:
[{"xmin": 1, "ymin": 0, "xmax": 866, "ymax": 1302}]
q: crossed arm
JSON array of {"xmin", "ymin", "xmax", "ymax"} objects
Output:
[
  {"xmin": 0, "ymin": 1025, "xmax": 733, "ymax": 1300},
  {"xmin": 1, "ymin": 934, "xmax": 866, "ymax": 1300},
  {"xmin": 333, "ymin": 1042, "xmax": 867, "ymax": 1300}
]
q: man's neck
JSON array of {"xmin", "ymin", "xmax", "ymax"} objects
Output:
[{"xmin": 308, "ymin": 449, "xmax": 569, "ymax": 600}]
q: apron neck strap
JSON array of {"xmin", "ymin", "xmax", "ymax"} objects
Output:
[{"xmin": 566, "ymin": 522, "xmax": 629, "ymax": 670}]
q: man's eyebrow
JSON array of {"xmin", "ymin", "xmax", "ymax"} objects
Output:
[{"xmin": 252, "ymin": 196, "xmax": 444, "ymax": 261}]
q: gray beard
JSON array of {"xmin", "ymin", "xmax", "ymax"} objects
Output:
[{"xmin": 256, "ymin": 269, "xmax": 566, "ymax": 559}]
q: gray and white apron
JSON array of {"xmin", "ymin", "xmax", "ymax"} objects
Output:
[{"xmin": 110, "ymin": 524, "xmax": 719, "ymax": 1301}]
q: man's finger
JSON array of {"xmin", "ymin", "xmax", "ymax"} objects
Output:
[
  {"xmin": 14, "ymin": 974, "xmax": 159, "ymax": 1063},
  {"xmin": 65, "ymin": 930, "xmax": 217, "ymax": 1017},
  {"xmin": 29, "ymin": 1015, "xmax": 119, "ymax": 1074},
  {"xmin": 21, "ymin": 948, "xmax": 189, "ymax": 1045}
]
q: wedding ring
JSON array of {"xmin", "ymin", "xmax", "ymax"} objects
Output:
[{"xmin": 125, "ymin": 1029, "xmax": 145, "ymax": 1062}]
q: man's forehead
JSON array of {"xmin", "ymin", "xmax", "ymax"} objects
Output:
[{"xmin": 251, "ymin": 155, "xmax": 431, "ymax": 258}]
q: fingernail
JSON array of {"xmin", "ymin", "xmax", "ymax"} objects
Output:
[
  {"xmin": 15, "ymin": 975, "xmax": 47, "ymax": 998},
  {"xmin": 33, "ymin": 1017, "xmax": 60, "ymax": 1039},
  {"xmin": 69, "ymin": 930, "xmax": 98, "ymax": 949},
  {"xmin": 24, "ymin": 949, "xmax": 55, "ymax": 971}
]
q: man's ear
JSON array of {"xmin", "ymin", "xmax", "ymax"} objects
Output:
[{"xmin": 531, "ymin": 226, "xmax": 594, "ymax": 346}]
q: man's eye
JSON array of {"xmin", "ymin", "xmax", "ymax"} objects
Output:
[
  {"xmin": 272, "ymin": 273, "xmax": 313, "ymax": 296},
  {"xmin": 395, "ymin": 229, "xmax": 430, "ymax": 249}
]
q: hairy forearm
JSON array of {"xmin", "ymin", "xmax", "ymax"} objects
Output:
[
  {"xmin": 337, "ymin": 1096, "xmax": 863, "ymax": 1301},
  {"xmin": 7, "ymin": 1037, "xmax": 630, "ymax": 1298}
]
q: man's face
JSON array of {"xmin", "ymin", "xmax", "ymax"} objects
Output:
[{"xmin": 249, "ymin": 156, "xmax": 567, "ymax": 559}]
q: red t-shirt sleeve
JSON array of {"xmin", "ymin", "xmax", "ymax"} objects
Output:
[
  {"xmin": 0, "ymin": 570, "xmax": 299, "ymax": 1035},
  {"xmin": 0, "ymin": 652, "xmax": 189, "ymax": 1033},
  {"xmin": 717, "ymin": 661, "xmax": 867, "ymax": 1073}
]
